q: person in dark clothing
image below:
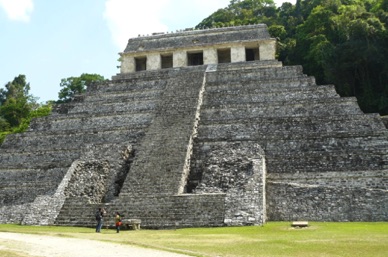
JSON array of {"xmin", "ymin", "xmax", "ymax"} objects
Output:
[{"xmin": 95, "ymin": 208, "xmax": 105, "ymax": 232}]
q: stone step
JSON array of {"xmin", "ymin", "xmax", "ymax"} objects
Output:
[
  {"xmin": 82, "ymin": 88, "xmax": 163, "ymax": 103},
  {"xmin": 0, "ymin": 190, "xmax": 49, "ymax": 205},
  {"xmin": 111, "ymin": 64, "xmax": 207, "ymax": 82},
  {"xmin": 0, "ymin": 149, "xmax": 79, "ymax": 168},
  {"xmin": 199, "ymin": 112, "xmax": 383, "ymax": 126},
  {"xmin": 51, "ymin": 82, "xmax": 164, "ymax": 115},
  {"xmin": 266, "ymin": 143, "xmax": 388, "ymax": 158},
  {"xmin": 67, "ymin": 99, "xmax": 158, "ymax": 115},
  {"xmin": 214, "ymin": 60, "xmax": 283, "ymax": 71},
  {"xmin": 201, "ymin": 97, "xmax": 362, "ymax": 120},
  {"xmin": 196, "ymin": 114, "xmax": 386, "ymax": 140},
  {"xmin": 0, "ymin": 167, "xmax": 67, "ymax": 205},
  {"xmin": 266, "ymin": 149, "xmax": 388, "ymax": 173},
  {"xmin": 0, "ymin": 167, "xmax": 66, "ymax": 179},
  {"xmin": 264, "ymin": 136, "xmax": 388, "ymax": 153},
  {"xmin": 195, "ymin": 134, "xmax": 388, "ymax": 156},
  {"xmin": 203, "ymin": 85, "xmax": 340, "ymax": 105},
  {"xmin": 54, "ymin": 200, "xmax": 100, "ymax": 227},
  {"xmin": 196, "ymin": 131, "xmax": 388, "ymax": 148},
  {"xmin": 111, "ymin": 68, "xmax": 173, "ymax": 82},
  {"xmin": 206, "ymin": 65, "xmax": 306, "ymax": 83},
  {"xmin": 1, "ymin": 128, "xmax": 144, "ymax": 151},
  {"xmin": 29, "ymin": 112, "xmax": 153, "ymax": 132},
  {"xmin": 53, "ymin": 98, "xmax": 159, "ymax": 116},
  {"xmin": 89, "ymin": 75, "xmax": 168, "ymax": 93},
  {"xmin": 206, "ymin": 76, "xmax": 317, "ymax": 90}
]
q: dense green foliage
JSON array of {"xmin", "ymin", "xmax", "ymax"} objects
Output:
[
  {"xmin": 0, "ymin": 73, "xmax": 105, "ymax": 144},
  {"xmin": 197, "ymin": 0, "xmax": 388, "ymax": 115},
  {"xmin": 0, "ymin": 75, "xmax": 52, "ymax": 144},
  {"xmin": 0, "ymin": 75, "xmax": 32, "ymax": 128},
  {"xmin": 57, "ymin": 73, "xmax": 106, "ymax": 103}
]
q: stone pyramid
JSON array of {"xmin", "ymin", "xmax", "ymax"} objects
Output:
[{"xmin": 0, "ymin": 24, "xmax": 387, "ymax": 228}]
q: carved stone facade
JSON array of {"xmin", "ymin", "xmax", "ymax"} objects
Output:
[{"xmin": 0, "ymin": 24, "xmax": 387, "ymax": 228}]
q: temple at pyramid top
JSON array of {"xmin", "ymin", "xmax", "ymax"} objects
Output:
[{"xmin": 119, "ymin": 24, "xmax": 276, "ymax": 73}]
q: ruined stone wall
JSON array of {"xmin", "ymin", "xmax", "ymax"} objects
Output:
[
  {"xmin": 191, "ymin": 142, "xmax": 266, "ymax": 226},
  {"xmin": 267, "ymin": 181, "xmax": 388, "ymax": 221},
  {"xmin": 266, "ymin": 171, "xmax": 388, "ymax": 221}
]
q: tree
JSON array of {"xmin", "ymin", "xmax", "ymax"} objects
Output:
[
  {"xmin": 0, "ymin": 75, "xmax": 52, "ymax": 144},
  {"xmin": 321, "ymin": 2, "xmax": 388, "ymax": 114},
  {"xmin": 293, "ymin": 5, "xmax": 337, "ymax": 83},
  {"xmin": 57, "ymin": 73, "xmax": 105, "ymax": 103},
  {"xmin": 0, "ymin": 117, "xmax": 10, "ymax": 131},
  {"xmin": 196, "ymin": 0, "xmax": 277, "ymax": 29},
  {"xmin": 0, "ymin": 75, "xmax": 32, "ymax": 127}
]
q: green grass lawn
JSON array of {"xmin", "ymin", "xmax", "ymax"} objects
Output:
[{"xmin": 1, "ymin": 222, "xmax": 387, "ymax": 257}]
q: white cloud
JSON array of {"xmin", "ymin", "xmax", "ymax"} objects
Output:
[
  {"xmin": 104, "ymin": 0, "xmax": 170, "ymax": 51},
  {"xmin": 103, "ymin": 0, "xmax": 231, "ymax": 51},
  {"xmin": 0, "ymin": 0, "xmax": 33, "ymax": 22},
  {"xmin": 103, "ymin": 0, "xmax": 296, "ymax": 51},
  {"xmin": 160, "ymin": 0, "xmax": 230, "ymax": 30}
]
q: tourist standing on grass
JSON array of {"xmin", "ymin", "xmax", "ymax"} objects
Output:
[
  {"xmin": 95, "ymin": 208, "xmax": 105, "ymax": 232},
  {"xmin": 115, "ymin": 212, "xmax": 122, "ymax": 233}
]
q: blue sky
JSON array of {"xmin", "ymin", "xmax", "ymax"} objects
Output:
[{"xmin": 0, "ymin": 0, "xmax": 295, "ymax": 103}]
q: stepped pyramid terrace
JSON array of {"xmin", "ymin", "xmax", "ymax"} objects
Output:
[{"xmin": 0, "ymin": 24, "xmax": 387, "ymax": 228}]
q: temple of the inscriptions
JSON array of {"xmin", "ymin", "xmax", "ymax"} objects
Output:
[
  {"xmin": 0, "ymin": 24, "xmax": 387, "ymax": 228},
  {"xmin": 120, "ymin": 25, "xmax": 275, "ymax": 73}
]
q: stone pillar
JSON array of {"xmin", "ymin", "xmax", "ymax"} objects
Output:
[
  {"xmin": 147, "ymin": 53, "xmax": 161, "ymax": 70},
  {"xmin": 203, "ymin": 48, "xmax": 218, "ymax": 65},
  {"xmin": 259, "ymin": 40, "xmax": 276, "ymax": 60},
  {"xmin": 231, "ymin": 45, "xmax": 246, "ymax": 63},
  {"xmin": 173, "ymin": 50, "xmax": 187, "ymax": 68},
  {"xmin": 120, "ymin": 55, "xmax": 135, "ymax": 73}
]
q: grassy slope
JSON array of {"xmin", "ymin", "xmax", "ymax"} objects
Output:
[{"xmin": 0, "ymin": 222, "xmax": 387, "ymax": 257}]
